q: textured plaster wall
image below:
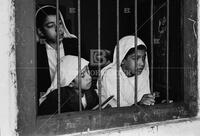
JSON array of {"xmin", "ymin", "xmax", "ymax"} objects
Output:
[
  {"xmin": 67, "ymin": 118, "xmax": 200, "ymax": 136},
  {"xmin": 197, "ymin": 0, "xmax": 200, "ymax": 118},
  {"xmin": 0, "ymin": 0, "xmax": 17, "ymax": 136}
]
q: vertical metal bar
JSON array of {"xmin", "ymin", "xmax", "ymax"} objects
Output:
[
  {"xmin": 116, "ymin": 0, "xmax": 120, "ymax": 107},
  {"xmin": 78, "ymin": 0, "xmax": 82, "ymax": 111},
  {"xmin": 97, "ymin": 0, "xmax": 102, "ymax": 111},
  {"xmin": 166, "ymin": 0, "xmax": 169, "ymax": 103},
  {"xmin": 150, "ymin": 0, "xmax": 154, "ymax": 94},
  {"xmin": 134, "ymin": 0, "xmax": 138, "ymax": 104},
  {"xmin": 56, "ymin": 0, "xmax": 61, "ymax": 114}
]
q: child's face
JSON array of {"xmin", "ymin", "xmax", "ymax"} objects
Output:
[
  {"xmin": 41, "ymin": 15, "xmax": 65, "ymax": 44},
  {"xmin": 121, "ymin": 50, "xmax": 146, "ymax": 77},
  {"xmin": 73, "ymin": 66, "xmax": 92, "ymax": 90}
]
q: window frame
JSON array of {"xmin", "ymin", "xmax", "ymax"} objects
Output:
[{"xmin": 16, "ymin": 0, "xmax": 198, "ymax": 135}]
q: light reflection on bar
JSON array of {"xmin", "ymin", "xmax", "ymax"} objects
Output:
[
  {"xmin": 166, "ymin": 0, "xmax": 169, "ymax": 103},
  {"xmin": 116, "ymin": 0, "xmax": 120, "ymax": 107},
  {"xmin": 78, "ymin": 0, "xmax": 82, "ymax": 111},
  {"xmin": 134, "ymin": 0, "xmax": 138, "ymax": 105},
  {"xmin": 150, "ymin": 0, "xmax": 154, "ymax": 94},
  {"xmin": 97, "ymin": 0, "xmax": 102, "ymax": 110},
  {"xmin": 56, "ymin": 0, "xmax": 61, "ymax": 114}
]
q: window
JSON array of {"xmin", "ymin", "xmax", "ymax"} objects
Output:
[{"xmin": 16, "ymin": 0, "xmax": 198, "ymax": 135}]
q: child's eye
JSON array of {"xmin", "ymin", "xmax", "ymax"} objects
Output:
[
  {"xmin": 142, "ymin": 55, "xmax": 146, "ymax": 61},
  {"xmin": 131, "ymin": 57, "xmax": 136, "ymax": 60},
  {"xmin": 142, "ymin": 56, "xmax": 145, "ymax": 61},
  {"xmin": 81, "ymin": 73, "xmax": 85, "ymax": 78},
  {"xmin": 86, "ymin": 67, "xmax": 90, "ymax": 74},
  {"xmin": 45, "ymin": 23, "xmax": 55, "ymax": 28}
]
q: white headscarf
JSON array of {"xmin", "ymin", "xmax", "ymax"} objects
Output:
[
  {"xmin": 39, "ymin": 55, "xmax": 89, "ymax": 104},
  {"xmin": 36, "ymin": 5, "xmax": 77, "ymax": 42},
  {"xmin": 100, "ymin": 35, "xmax": 150, "ymax": 107}
]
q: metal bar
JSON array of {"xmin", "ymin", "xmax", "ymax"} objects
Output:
[
  {"xmin": 150, "ymin": 0, "xmax": 154, "ymax": 94},
  {"xmin": 116, "ymin": 0, "xmax": 120, "ymax": 107},
  {"xmin": 97, "ymin": 0, "xmax": 102, "ymax": 111},
  {"xmin": 134, "ymin": 0, "xmax": 138, "ymax": 104},
  {"xmin": 56, "ymin": 0, "xmax": 61, "ymax": 114},
  {"xmin": 166, "ymin": 0, "xmax": 169, "ymax": 103},
  {"xmin": 78, "ymin": 0, "xmax": 82, "ymax": 111}
]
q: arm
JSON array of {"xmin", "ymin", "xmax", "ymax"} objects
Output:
[
  {"xmin": 139, "ymin": 94, "xmax": 155, "ymax": 105},
  {"xmin": 137, "ymin": 71, "xmax": 155, "ymax": 106},
  {"xmin": 60, "ymin": 87, "xmax": 82, "ymax": 112},
  {"xmin": 84, "ymin": 89, "xmax": 99, "ymax": 110},
  {"xmin": 101, "ymin": 69, "xmax": 118, "ymax": 107}
]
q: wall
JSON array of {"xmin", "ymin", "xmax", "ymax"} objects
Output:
[
  {"xmin": 0, "ymin": 0, "xmax": 199, "ymax": 136},
  {"xmin": 0, "ymin": 0, "xmax": 17, "ymax": 136},
  {"xmin": 68, "ymin": 118, "xmax": 200, "ymax": 136}
]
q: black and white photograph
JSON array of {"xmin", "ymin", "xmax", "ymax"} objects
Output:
[{"xmin": 0, "ymin": 0, "xmax": 199, "ymax": 136}]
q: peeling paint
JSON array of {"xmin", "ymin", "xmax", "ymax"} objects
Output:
[
  {"xmin": 188, "ymin": 18, "xmax": 197, "ymax": 39},
  {"xmin": 8, "ymin": 0, "xmax": 18, "ymax": 135}
]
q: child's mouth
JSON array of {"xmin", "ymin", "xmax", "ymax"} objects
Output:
[
  {"xmin": 88, "ymin": 82, "xmax": 92, "ymax": 87},
  {"xmin": 59, "ymin": 33, "xmax": 64, "ymax": 40},
  {"xmin": 137, "ymin": 69, "xmax": 143, "ymax": 74}
]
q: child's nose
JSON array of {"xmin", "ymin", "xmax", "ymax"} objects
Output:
[
  {"xmin": 86, "ymin": 73, "xmax": 92, "ymax": 81},
  {"xmin": 56, "ymin": 24, "xmax": 64, "ymax": 34},
  {"xmin": 59, "ymin": 26, "xmax": 64, "ymax": 33},
  {"xmin": 138, "ymin": 58, "xmax": 144, "ymax": 67}
]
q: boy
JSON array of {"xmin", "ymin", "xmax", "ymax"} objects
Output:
[
  {"xmin": 100, "ymin": 35, "xmax": 155, "ymax": 107},
  {"xmin": 36, "ymin": 5, "xmax": 78, "ymax": 98},
  {"xmin": 39, "ymin": 55, "xmax": 99, "ymax": 115}
]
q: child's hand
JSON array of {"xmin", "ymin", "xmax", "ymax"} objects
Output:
[{"xmin": 139, "ymin": 93, "xmax": 155, "ymax": 105}]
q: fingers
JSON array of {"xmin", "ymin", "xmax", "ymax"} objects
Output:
[
  {"xmin": 141, "ymin": 98, "xmax": 155, "ymax": 105},
  {"xmin": 140, "ymin": 94, "xmax": 155, "ymax": 105},
  {"xmin": 141, "ymin": 101, "xmax": 153, "ymax": 106},
  {"xmin": 143, "ymin": 94, "xmax": 155, "ymax": 99}
]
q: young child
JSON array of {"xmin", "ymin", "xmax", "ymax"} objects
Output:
[
  {"xmin": 39, "ymin": 55, "xmax": 99, "ymax": 115},
  {"xmin": 36, "ymin": 5, "xmax": 78, "ymax": 98},
  {"xmin": 100, "ymin": 35, "xmax": 155, "ymax": 107}
]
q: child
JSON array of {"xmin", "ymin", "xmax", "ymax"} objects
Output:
[
  {"xmin": 36, "ymin": 5, "xmax": 78, "ymax": 98},
  {"xmin": 39, "ymin": 55, "xmax": 99, "ymax": 115},
  {"xmin": 100, "ymin": 35, "xmax": 155, "ymax": 107}
]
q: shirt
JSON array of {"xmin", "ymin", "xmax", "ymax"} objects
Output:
[{"xmin": 45, "ymin": 42, "xmax": 65, "ymax": 81}]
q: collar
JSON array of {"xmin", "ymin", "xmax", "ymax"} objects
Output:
[{"xmin": 45, "ymin": 41, "xmax": 64, "ymax": 50}]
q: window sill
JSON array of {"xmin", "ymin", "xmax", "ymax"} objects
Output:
[{"xmin": 35, "ymin": 102, "xmax": 191, "ymax": 135}]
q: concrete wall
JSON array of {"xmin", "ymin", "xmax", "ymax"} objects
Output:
[
  {"xmin": 0, "ymin": 0, "xmax": 199, "ymax": 136},
  {"xmin": 68, "ymin": 118, "xmax": 200, "ymax": 136},
  {"xmin": 0, "ymin": 0, "xmax": 17, "ymax": 136}
]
